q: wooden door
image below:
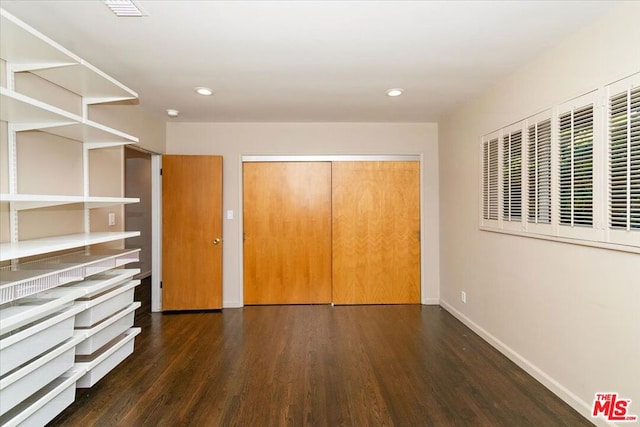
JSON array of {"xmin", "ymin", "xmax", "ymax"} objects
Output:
[
  {"xmin": 332, "ymin": 161, "xmax": 420, "ymax": 304},
  {"xmin": 162, "ymin": 155, "xmax": 223, "ymax": 310},
  {"xmin": 243, "ymin": 162, "xmax": 332, "ymax": 304}
]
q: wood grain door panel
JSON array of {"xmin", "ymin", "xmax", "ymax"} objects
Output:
[
  {"xmin": 243, "ymin": 162, "xmax": 332, "ymax": 304},
  {"xmin": 162, "ymin": 155, "xmax": 223, "ymax": 310},
  {"xmin": 332, "ymin": 161, "xmax": 420, "ymax": 304}
]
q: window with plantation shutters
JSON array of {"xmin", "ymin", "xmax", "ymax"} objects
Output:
[
  {"xmin": 607, "ymin": 75, "xmax": 640, "ymax": 247},
  {"xmin": 558, "ymin": 104, "xmax": 594, "ymax": 228},
  {"xmin": 502, "ymin": 128, "xmax": 523, "ymax": 222},
  {"xmin": 482, "ymin": 136, "xmax": 499, "ymax": 222},
  {"xmin": 479, "ymin": 75, "xmax": 639, "ymax": 253},
  {"xmin": 527, "ymin": 116, "xmax": 552, "ymax": 226}
]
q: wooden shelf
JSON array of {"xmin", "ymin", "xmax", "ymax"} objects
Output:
[
  {"xmin": 0, "ymin": 232, "xmax": 140, "ymax": 262},
  {"xmin": 1, "ymin": 9, "xmax": 136, "ymax": 104},
  {"xmin": 0, "ymin": 194, "xmax": 139, "ymax": 210}
]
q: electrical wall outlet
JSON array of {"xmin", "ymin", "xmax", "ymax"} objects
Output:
[
  {"xmin": 108, "ymin": 212, "xmax": 116, "ymax": 226},
  {"xmin": 461, "ymin": 291, "xmax": 467, "ymax": 304}
]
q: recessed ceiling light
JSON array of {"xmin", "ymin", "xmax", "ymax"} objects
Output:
[
  {"xmin": 195, "ymin": 87, "xmax": 214, "ymax": 96},
  {"xmin": 386, "ymin": 88, "xmax": 404, "ymax": 97},
  {"xmin": 167, "ymin": 109, "xmax": 179, "ymax": 118}
]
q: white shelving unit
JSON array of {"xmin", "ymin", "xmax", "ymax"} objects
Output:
[
  {"xmin": 0, "ymin": 8, "xmax": 144, "ymax": 425},
  {"xmin": 0, "ymin": 194, "xmax": 139, "ymax": 211},
  {"xmin": 0, "ymin": 232, "xmax": 141, "ymax": 262},
  {"xmin": 0, "ymin": 248, "xmax": 140, "ymax": 301}
]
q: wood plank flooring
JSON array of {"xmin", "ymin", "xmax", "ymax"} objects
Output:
[{"xmin": 49, "ymin": 282, "xmax": 591, "ymax": 426}]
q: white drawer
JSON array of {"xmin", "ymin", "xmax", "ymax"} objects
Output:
[
  {"xmin": 66, "ymin": 269, "xmax": 139, "ymax": 299},
  {"xmin": 0, "ymin": 293, "xmax": 81, "ymax": 336},
  {"xmin": 74, "ymin": 280, "xmax": 140, "ymax": 328},
  {"xmin": 0, "ymin": 335, "xmax": 82, "ymax": 417},
  {"xmin": 0, "ymin": 305, "xmax": 81, "ymax": 376},
  {"xmin": 75, "ymin": 302, "xmax": 140, "ymax": 356},
  {"xmin": 0, "ymin": 369, "xmax": 84, "ymax": 427},
  {"xmin": 76, "ymin": 328, "xmax": 141, "ymax": 388},
  {"xmin": 0, "ymin": 269, "xmax": 137, "ymax": 336}
]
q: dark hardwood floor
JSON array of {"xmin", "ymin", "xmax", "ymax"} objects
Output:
[{"xmin": 49, "ymin": 280, "xmax": 591, "ymax": 426}]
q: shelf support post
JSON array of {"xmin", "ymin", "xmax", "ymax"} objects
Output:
[{"xmin": 5, "ymin": 62, "xmax": 20, "ymax": 267}]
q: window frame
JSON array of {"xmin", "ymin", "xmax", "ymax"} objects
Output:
[
  {"xmin": 524, "ymin": 110, "xmax": 555, "ymax": 236},
  {"xmin": 555, "ymin": 91, "xmax": 604, "ymax": 242},
  {"xmin": 501, "ymin": 121, "xmax": 525, "ymax": 232},
  {"xmin": 480, "ymin": 131, "xmax": 500, "ymax": 229},
  {"xmin": 479, "ymin": 73, "xmax": 640, "ymax": 254},
  {"xmin": 606, "ymin": 74, "xmax": 640, "ymax": 247}
]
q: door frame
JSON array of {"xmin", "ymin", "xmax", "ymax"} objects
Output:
[
  {"xmin": 151, "ymin": 153, "xmax": 162, "ymax": 312},
  {"xmin": 238, "ymin": 154, "xmax": 424, "ymax": 306},
  {"xmin": 122, "ymin": 146, "xmax": 163, "ymax": 312}
]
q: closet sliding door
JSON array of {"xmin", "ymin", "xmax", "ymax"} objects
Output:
[
  {"xmin": 242, "ymin": 158, "xmax": 420, "ymax": 305},
  {"xmin": 243, "ymin": 162, "xmax": 332, "ymax": 304},
  {"xmin": 332, "ymin": 161, "xmax": 421, "ymax": 304}
]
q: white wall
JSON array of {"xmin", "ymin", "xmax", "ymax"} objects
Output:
[
  {"xmin": 438, "ymin": 3, "xmax": 640, "ymax": 425},
  {"xmin": 90, "ymin": 103, "xmax": 166, "ymax": 154},
  {"xmin": 125, "ymin": 148, "xmax": 152, "ymax": 278},
  {"xmin": 166, "ymin": 122, "xmax": 439, "ymax": 307}
]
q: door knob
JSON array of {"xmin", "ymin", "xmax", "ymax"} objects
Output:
[{"xmin": 213, "ymin": 238, "xmax": 222, "ymax": 245}]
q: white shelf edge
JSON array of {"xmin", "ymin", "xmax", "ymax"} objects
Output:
[
  {"xmin": 0, "ymin": 368, "xmax": 85, "ymax": 427},
  {"xmin": 74, "ymin": 327, "xmax": 141, "ymax": 371},
  {"xmin": 0, "ymin": 232, "xmax": 140, "ymax": 262},
  {"xmin": 0, "ymin": 87, "xmax": 80, "ymax": 128},
  {"xmin": 85, "ymin": 196, "xmax": 140, "ymax": 208},
  {"xmin": 0, "ymin": 334, "xmax": 83, "ymax": 389},
  {"xmin": 1, "ymin": 8, "xmax": 137, "ymax": 102},
  {"xmin": 0, "ymin": 194, "xmax": 139, "ymax": 210},
  {"xmin": 76, "ymin": 302, "xmax": 140, "ymax": 340},
  {"xmin": 0, "ymin": 248, "xmax": 140, "ymax": 304},
  {"xmin": 1, "ymin": 88, "xmax": 139, "ymax": 144},
  {"xmin": 0, "ymin": 8, "xmax": 79, "ymax": 68},
  {"xmin": 0, "ymin": 268, "xmax": 140, "ymax": 335},
  {"xmin": 0, "ymin": 303, "xmax": 85, "ymax": 349},
  {"xmin": 64, "ymin": 268, "xmax": 140, "ymax": 300},
  {"xmin": 82, "ymin": 118, "xmax": 139, "ymax": 143},
  {"xmin": 85, "ymin": 141, "xmax": 138, "ymax": 149},
  {"xmin": 31, "ymin": 61, "xmax": 138, "ymax": 104},
  {"xmin": 0, "ymin": 297, "xmax": 78, "ymax": 337}
]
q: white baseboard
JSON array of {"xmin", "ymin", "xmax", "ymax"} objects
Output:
[
  {"xmin": 439, "ymin": 299, "xmax": 613, "ymax": 427},
  {"xmin": 422, "ymin": 298, "xmax": 440, "ymax": 305},
  {"xmin": 223, "ymin": 300, "xmax": 243, "ymax": 308}
]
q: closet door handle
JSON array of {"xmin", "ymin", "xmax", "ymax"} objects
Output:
[{"xmin": 213, "ymin": 238, "xmax": 222, "ymax": 245}]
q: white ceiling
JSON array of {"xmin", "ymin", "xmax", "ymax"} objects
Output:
[{"xmin": 1, "ymin": 1, "xmax": 618, "ymax": 122}]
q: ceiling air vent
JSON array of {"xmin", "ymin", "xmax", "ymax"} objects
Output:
[{"xmin": 104, "ymin": 0, "xmax": 149, "ymax": 17}]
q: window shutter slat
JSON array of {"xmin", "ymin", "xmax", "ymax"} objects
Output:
[
  {"xmin": 503, "ymin": 129, "xmax": 522, "ymax": 221},
  {"xmin": 559, "ymin": 105, "xmax": 594, "ymax": 227},
  {"xmin": 482, "ymin": 137, "xmax": 499, "ymax": 221},
  {"xmin": 610, "ymin": 87, "xmax": 640, "ymax": 230},
  {"xmin": 528, "ymin": 118, "xmax": 551, "ymax": 224}
]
